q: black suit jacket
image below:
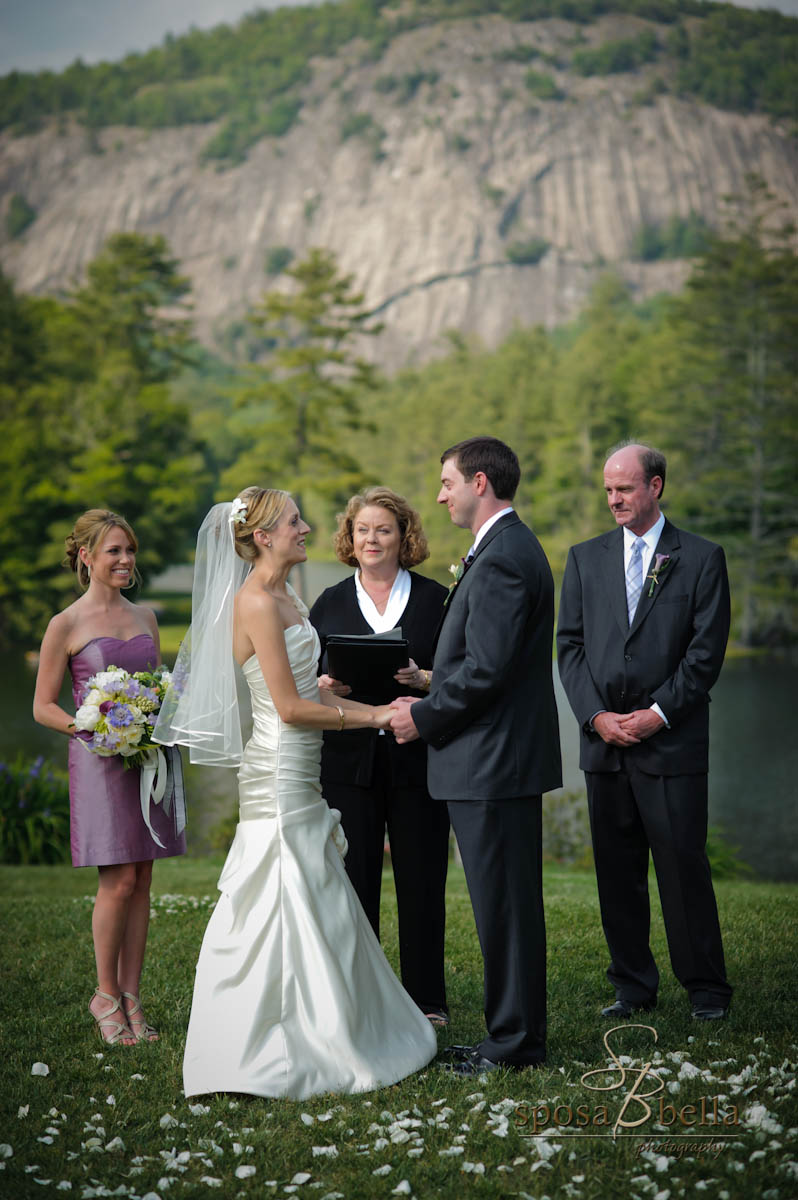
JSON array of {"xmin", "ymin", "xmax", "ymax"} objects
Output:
[
  {"xmin": 412, "ymin": 513, "xmax": 562, "ymax": 801},
  {"xmin": 309, "ymin": 571, "xmax": 447, "ymax": 789},
  {"xmin": 556, "ymin": 518, "xmax": 730, "ymax": 776}
]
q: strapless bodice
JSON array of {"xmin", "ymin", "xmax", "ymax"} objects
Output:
[
  {"xmin": 69, "ymin": 634, "xmax": 157, "ymax": 704},
  {"xmin": 237, "ymin": 618, "xmax": 324, "ymax": 823}
]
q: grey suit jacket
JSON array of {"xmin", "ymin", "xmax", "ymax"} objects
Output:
[
  {"xmin": 412, "ymin": 512, "xmax": 562, "ymax": 801},
  {"xmin": 557, "ymin": 518, "xmax": 730, "ymax": 775}
]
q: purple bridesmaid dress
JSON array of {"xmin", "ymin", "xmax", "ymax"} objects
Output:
[{"xmin": 68, "ymin": 635, "xmax": 187, "ymax": 867}]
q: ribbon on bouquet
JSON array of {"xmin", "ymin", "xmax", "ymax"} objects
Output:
[{"xmin": 140, "ymin": 747, "xmax": 169, "ymax": 849}]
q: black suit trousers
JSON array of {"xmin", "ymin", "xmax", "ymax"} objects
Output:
[
  {"xmin": 448, "ymin": 795, "xmax": 546, "ymax": 1065},
  {"xmin": 323, "ymin": 738, "xmax": 450, "ymax": 1013},
  {"xmin": 586, "ymin": 763, "xmax": 732, "ymax": 1009}
]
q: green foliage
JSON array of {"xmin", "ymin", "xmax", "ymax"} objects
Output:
[
  {"xmin": 706, "ymin": 825, "xmax": 754, "ymax": 880},
  {"xmin": 340, "ymin": 111, "xmax": 385, "ymax": 158},
  {"xmin": 505, "ymin": 235, "xmax": 550, "ymax": 264},
  {"xmin": 542, "ymin": 790, "xmax": 592, "ymax": 867},
  {"xmin": 264, "ymin": 245, "xmax": 295, "ymax": 276},
  {"xmin": 222, "ymin": 248, "xmax": 383, "ymax": 531},
  {"xmin": 0, "ymin": 236, "xmax": 210, "ymax": 648},
  {"xmin": 495, "ymin": 43, "xmax": 539, "ymax": 62},
  {"xmin": 6, "ymin": 192, "xmax": 36, "ymax": 238},
  {"xmin": 0, "ymin": 755, "xmax": 70, "ymax": 864},
  {"xmin": 448, "ymin": 131, "xmax": 472, "ymax": 153},
  {"xmin": 375, "ymin": 70, "xmax": 440, "ymax": 101},
  {"xmin": 0, "ymin": 0, "xmax": 793, "ymax": 163},
  {"xmin": 572, "ymin": 29, "xmax": 659, "ymax": 76},
  {"xmin": 675, "ymin": 6, "xmax": 798, "ymax": 120},
  {"xmin": 524, "ymin": 67, "xmax": 563, "ymax": 99},
  {"xmin": 630, "ymin": 211, "xmax": 712, "ymax": 261}
]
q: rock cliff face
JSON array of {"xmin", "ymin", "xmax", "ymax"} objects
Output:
[{"xmin": 1, "ymin": 15, "xmax": 796, "ymax": 369}]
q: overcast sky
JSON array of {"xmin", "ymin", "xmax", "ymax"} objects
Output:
[{"xmin": 0, "ymin": 0, "xmax": 795, "ymax": 75}]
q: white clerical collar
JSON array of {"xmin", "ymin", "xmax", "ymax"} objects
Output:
[
  {"xmin": 355, "ymin": 567, "xmax": 411, "ymax": 633},
  {"xmin": 469, "ymin": 507, "xmax": 514, "ymax": 558}
]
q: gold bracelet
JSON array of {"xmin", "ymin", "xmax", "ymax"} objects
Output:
[
  {"xmin": 421, "ymin": 669, "xmax": 431, "ymax": 691},
  {"xmin": 336, "ymin": 705, "xmax": 346, "ymax": 731}
]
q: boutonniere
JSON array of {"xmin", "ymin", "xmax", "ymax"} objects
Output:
[
  {"xmin": 646, "ymin": 553, "xmax": 672, "ymax": 596},
  {"xmin": 444, "ymin": 559, "xmax": 466, "ymax": 606}
]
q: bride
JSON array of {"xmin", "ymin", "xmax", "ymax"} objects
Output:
[{"xmin": 154, "ymin": 487, "xmax": 437, "ymax": 1099}]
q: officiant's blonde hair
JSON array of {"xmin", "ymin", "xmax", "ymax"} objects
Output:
[
  {"xmin": 232, "ymin": 486, "xmax": 290, "ymax": 562},
  {"xmin": 334, "ymin": 487, "xmax": 429, "ymax": 569}
]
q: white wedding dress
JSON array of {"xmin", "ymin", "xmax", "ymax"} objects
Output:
[{"xmin": 183, "ymin": 612, "xmax": 437, "ymax": 1099}]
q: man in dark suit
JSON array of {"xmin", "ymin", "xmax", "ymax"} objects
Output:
[
  {"xmin": 391, "ymin": 436, "xmax": 562, "ymax": 1073},
  {"xmin": 557, "ymin": 441, "xmax": 732, "ymax": 1021}
]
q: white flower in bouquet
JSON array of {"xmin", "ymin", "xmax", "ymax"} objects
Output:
[
  {"xmin": 74, "ymin": 702, "xmax": 102, "ymax": 731},
  {"xmin": 91, "ymin": 669, "xmax": 127, "ymax": 692}
]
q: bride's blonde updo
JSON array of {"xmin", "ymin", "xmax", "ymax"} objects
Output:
[
  {"xmin": 231, "ymin": 487, "xmax": 291, "ymax": 562},
  {"xmin": 63, "ymin": 509, "xmax": 139, "ymax": 589}
]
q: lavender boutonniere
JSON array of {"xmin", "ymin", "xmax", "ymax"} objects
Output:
[{"xmin": 646, "ymin": 553, "xmax": 672, "ymax": 596}]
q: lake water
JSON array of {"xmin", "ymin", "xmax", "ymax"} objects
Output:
[{"xmin": 6, "ymin": 637, "xmax": 796, "ymax": 880}]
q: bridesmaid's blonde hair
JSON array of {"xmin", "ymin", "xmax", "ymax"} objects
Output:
[{"xmin": 63, "ymin": 509, "xmax": 139, "ymax": 590}]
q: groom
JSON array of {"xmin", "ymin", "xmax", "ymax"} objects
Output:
[{"xmin": 391, "ymin": 436, "xmax": 561, "ymax": 1073}]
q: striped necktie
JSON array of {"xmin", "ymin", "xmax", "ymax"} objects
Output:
[{"xmin": 626, "ymin": 537, "xmax": 645, "ymax": 626}]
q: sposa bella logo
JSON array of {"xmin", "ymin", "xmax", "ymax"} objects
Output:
[{"xmin": 514, "ymin": 1025, "xmax": 740, "ymax": 1143}]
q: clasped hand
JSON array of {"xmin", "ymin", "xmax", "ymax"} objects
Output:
[{"xmin": 593, "ymin": 709, "xmax": 665, "ymax": 746}]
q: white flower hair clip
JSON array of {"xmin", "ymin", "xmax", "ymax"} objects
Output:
[{"xmin": 230, "ymin": 497, "xmax": 248, "ymax": 525}]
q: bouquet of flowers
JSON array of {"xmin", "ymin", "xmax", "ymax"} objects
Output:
[{"xmin": 73, "ymin": 666, "xmax": 173, "ymax": 769}]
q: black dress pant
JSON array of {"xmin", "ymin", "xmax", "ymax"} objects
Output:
[
  {"xmin": 322, "ymin": 737, "xmax": 450, "ymax": 1013},
  {"xmin": 447, "ymin": 795, "xmax": 546, "ymax": 1066},
  {"xmin": 586, "ymin": 763, "xmax": 732, "ymax": 1009}
]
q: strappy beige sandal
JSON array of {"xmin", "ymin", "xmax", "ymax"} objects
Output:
[
  {"xmin": 121, "ymin": 992, "xmax": 159, "ymax": 1042},
  {"xmin": 89, "ymin": 989, "xmax": 136, "ymax": 1045}
]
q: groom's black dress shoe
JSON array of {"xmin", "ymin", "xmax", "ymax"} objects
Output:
[
  {"xmin": 438, "ymin": 1045, "xmax": 538, "ymax": 1075},
  {"xmin": 601, "ymin": 999, "xmax": 656, "ymax": 1019},
  {"xmin": 691, "ymin": 1004, "xmax": 727, "ymax": 1021}
]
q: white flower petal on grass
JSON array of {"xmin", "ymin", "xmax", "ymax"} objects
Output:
[
  {"xmin": 56, "ymin": 1184, "xmax": 72, "ymax": 1191},
  {"xmin": 159, "ymin": 1114, "xmax": 179, "ymax": 1129},
  {"xmin": 678, "ymin": 1062, "xmax": 701, "ymax": 1080},
  {"xmin": 199, "ymin": 1179, "xmax": 222, "ymax": 1189},
  {"xmin": 290, "ymin": 1173, "xmax": 311, "ymax": 1185},
  {"xmin": 667, "ymin": 1082, "xmax": 681, "ymax": 1094},
  {"xmin": 105, "ymin": 1137, "xmax": 125, "ymax": 1152},
  {"xmin": 312, "ymin": 1146, "xmax": 338, "ymax": 1158},
  {"xmin": 0, "ymin": 1145, "xmax": 12, "ymax": 1158},
  {"xmin": 439, "ymin": 1146, "xmax": 465, "ymax": 1157},
  {"xmin": 235, "ymin": 1164, "xmax": 256, "ymax": 1179},
  {"xmin": 18, "ymin": 1107, "xmax": 29, "ymax": 1118},
  {"xmin": 743, "ymin": 1104, "xmax": 783, "ymax": 1134},
  {"xmin": 188, "ymin": 1104, "xmax": 210, "ymax": 1116},
  {"xmin": 301, "ymin": 1113, "xmax": 315, "ymax": 1125},
  {"xmin": 141, "ymin": 1193, "xmax": 163, "ymax": 1200},
  {"xmin": 462, "ymin": 1162, "xmax": 486, "ymax": 1175},
  {"xmin": 31, "ymin": 1063, "xmax": 50, "ymax": 1076},
  {"xmin": 373, "ymin": 1137, "xmax": 389, "ymax": 1151},
  {"xmin": 36, "ymin": 1136, "xmax": 54, "ymax": 1145},
  {"xmin": 129, "ymin": 1074, "xmax": 145, "ymax": 1081},
  {"xmin": 391, "ymin": 1183, "xmax": 412, "ymax": 1196},
  {"xmin": 105, "ymin": 1095, "xmax": 116, "ymax": 1107},
  {"xmin": 407, "ymin": 1148, "xmax": 424, "ymax": 1158},
  {"xmin": 373, "ymin": 1164, "xmax": 392, "ymax": 1176}
]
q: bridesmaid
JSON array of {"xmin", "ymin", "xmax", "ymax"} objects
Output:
[{"xmin": 33, "ymin": 509, "xmax": 186, "ymax": 1045}]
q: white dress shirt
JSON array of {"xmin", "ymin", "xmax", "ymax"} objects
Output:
[
  {"xmin": 466, "ymin": 506, "xmax": 514, "ymax": 560},
  {"xmin": 592, "ymin": 511, "xmax": 669, "ymax": 729}
]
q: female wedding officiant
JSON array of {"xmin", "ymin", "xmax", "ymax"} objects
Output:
[{"xmin": 309, "ymin": 487, "xmax": 450, "ymax": 1027}]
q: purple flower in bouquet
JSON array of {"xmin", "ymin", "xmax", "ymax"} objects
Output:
[{"xmin": 107, "ymin": 703, "xmax": 134, "ymax": 729}]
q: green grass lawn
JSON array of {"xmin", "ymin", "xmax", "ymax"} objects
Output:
[{"xmin": 1, "ymin": 860, "xmax": 796, "ymax": 1199}]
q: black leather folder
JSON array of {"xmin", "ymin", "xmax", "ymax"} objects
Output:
[{"xmin": 325, "ymin": 630, "xmax": 409, "ymax": 697}]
